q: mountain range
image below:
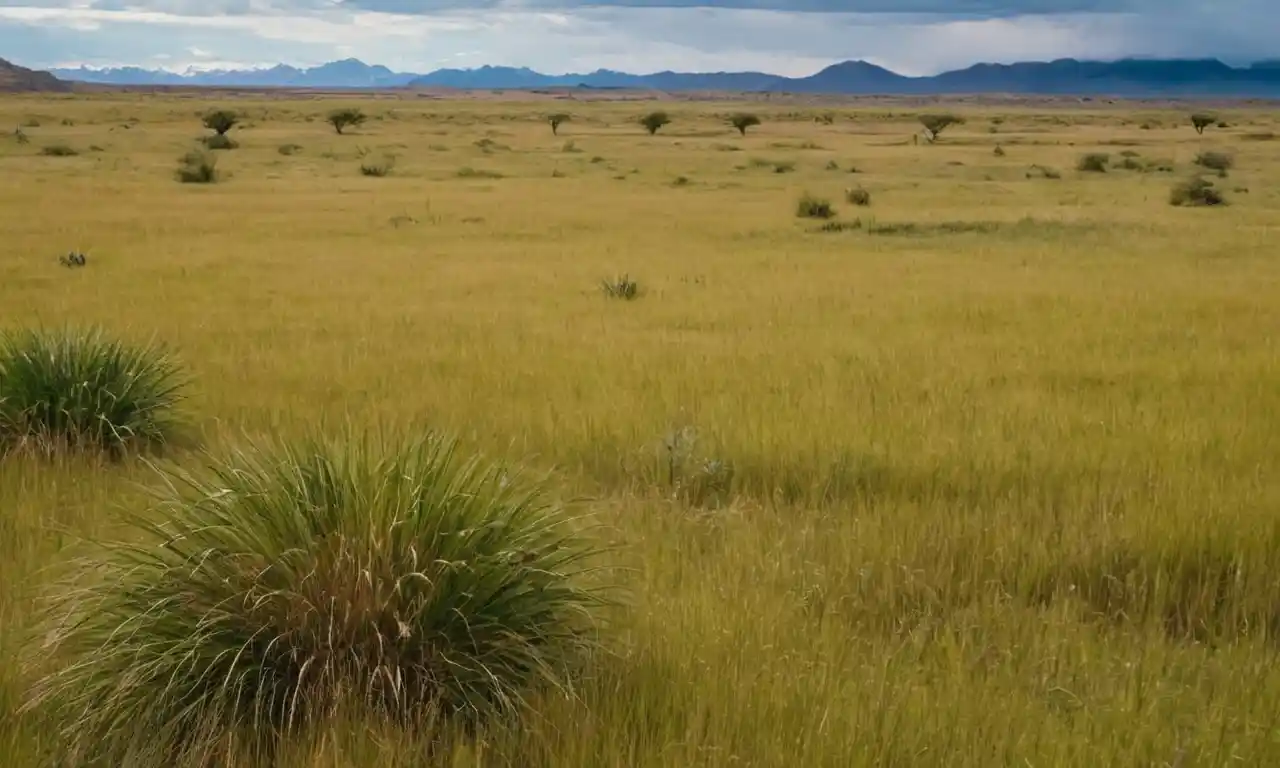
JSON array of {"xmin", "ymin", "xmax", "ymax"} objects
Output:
[{"xmin": 43, "ymin": 57, "xmax": 1280, "ymax": 97}]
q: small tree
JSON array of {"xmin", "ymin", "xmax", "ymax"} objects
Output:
[
  {"xmin": 919, "ymin": 114, "xmax": 964, "ymax": 143},
  {"xmin": 549, "ymin": 113, "xmax": 570, "ymax": 135},
  {"xmin": 640, "ymin": 111, "xmax": 672, "ymax": 136},
  {"xmin": 201, "ymin": 110, "xmax": 238, "ymax": 136},
  {"xmin": 1191, "ymin": 113, "xmax": 1217, "ymax": 135},
  {"xmin": 730, "ymin": 113, "xmax": 761, "ymax": 136},
  {"xmin": 327, "ymin": 108, "xmax": 366, "ymax": 135}
]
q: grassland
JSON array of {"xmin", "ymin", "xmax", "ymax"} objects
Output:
[{"xmin": 2, "ymin": 91, "xmax": 1280, "ymax": 766}]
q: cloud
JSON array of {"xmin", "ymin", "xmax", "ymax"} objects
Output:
[{"xmin": 0, "ymin": 0, "xmax": 1274, "ymax": 76}]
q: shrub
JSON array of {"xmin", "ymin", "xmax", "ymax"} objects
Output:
[
  {"xmin": 548, "ymin": 113, "xmax": 570, "ymax": 135},
  {"xmin": 993, "ymin": 144, "xmax": 1006, "ymax": 157},
  {"xmin": 23, "ymin": 431, "xmax": 609, "ymax": 765},
  {"xmin": 456, "ymin": 167, "xmax": 504, "ymax": 179},
  {"xmin": 359, "ymin": 155, "xmax": 395, "ymax": 177},
  {"xmin": 1076, "ymin": 152, "xmax": 1110, "ymax": 172},
  {"xmin": 39, "ymin": 143, "xmax": 78, "ymax": 157},
  {"xmin": 175, "ymin": 150, "xmax": 218, "ymax": 184},
  {"xmin": 1026, "ymin": 164, "xmax": 1062, "ymax": 179},
  {"xmin": 600, "ymin": 274, "xmax": 640, "ymax": 300},
  {"xmin": 639, "ymin": 111, "xmax": 671, "ymax": 135},
  {"xmin": 202, "ymin": 109, "xmax": 238, "ymax": 136},
  {"xmin": 1169, "ymin": 175, "xmax": 1226, "ymax": 207},
  {"xmin": 795, "ymin": 193, "xmax": 835, "ymax": 219},
  {"xmin": 845, "ymin": 186, "xmax": 871, "ymax": 206},
  {"xmin": 919, "ymin": 113, "xmax": 964, "ymax": 142},
  {"xmin": 200, "ymin": 134, "xmax": 238, "ymax": 150},
  {"xmin": 729, "ymin": 113, "xmax": 761, "ymax": 136},
  {"xmin": 1193, "ymin": 151, "xmax": 1233, "ymax": 173},
  {"xmin": 277, "ymin": 143, "xmax": 302, "ymax": 156},
  {"xmin": 0, "ymin": 327, "xmax": 187, "ymax": 457},
  {"xmin": 1190, "ymin": 113, "xmax": 1216, "ymax": 135},
  {"xmin": 327, "ymin": 108, "xmax": 367, "ymax": 135}
]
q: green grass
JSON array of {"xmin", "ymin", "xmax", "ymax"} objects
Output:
[{"xmin": 1, "ymin": 94, "xmax": 1280, "ymax": 766}]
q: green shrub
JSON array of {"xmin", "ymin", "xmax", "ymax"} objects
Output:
[
  {"xmin": 200, "ymin": 134, "xmax": 238, "ymax": 150},
  {"xmin": 845, "ymin": 186, "xmax": 871, "ymax": 206},
  {"xmin": 457, "ymin": 167, "xmax": 504, "ymax": 179},
  {"xmin": 327, "ymin": 108, "xmax": 366, "ymax": 135},
  {"xmin": 1026, "ymin": 164, "xmax": 1062, "ymax": 179},
  {"xmin": 1193, "ymin": 151, "xmax": 1233, "ymax": 173},
  {"xmin": 795, "ymin": 194, "xmax": 835, "ymax": 219},
  {"xmin": 729, "ymin": 113, "xmax": 761, "ymax": 136},
  {"xmin": 359, "ymin": 155, "xmax": 395, "ymax": 177},
  {"xmin": 0, "ymin": 327, "xmax": 187, "ymax": 457},
  {"xmin": 277, "ymin": 143, "xmax": 302, "ymax": 156},
  {"xmin": 548, "ymin": 113, "xmax": 570, "ymax": 135},
  {"xmin": 202, "ymin": 109, "xmax": 238, "ymax": 135},
  {"xmin": 1076, "ymin": 153, "xmax": 1110, "ymax": 172},
  {"xmin": 175, "ymin": 150, "xmax": 218, "ymax": 184},
  {"xmin": 993, "ymin": 144, "xmax": 1006, "ymax": 157},
  {"xmin": 639, "ymin": 111, "xmax": 671, "ymax": 135},
  {"xmin": 23, "ymin": 431, "xmax": 609, "ymax": 765},
  {"xmin": 1190, "ymin": 113, "xmax": 1216, "ymax": 134},
  {"xmin": 39, "ymin": 143, "xmax": 78, "ymax": 157},
  {"xmin": 919, "ymin": 113, "xmax": 964, "ymax": 142},
  {"xmin": 600, "ymin": 274, "xmax": 640, "ymax": 300},
  {"xmin": 1169, "ymin": 175, "xmax": 1226, "ymax": 207}
]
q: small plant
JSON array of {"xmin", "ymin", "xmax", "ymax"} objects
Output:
[
  {"xmin": 327, "ymin": 108, "xmax": 367, "ymax": 135},
  {"xmin": 919, "ymin": 114, "xmax": 964, "ymax": 142},
  {"xmin": 845, "ymin": 187, "xmax": 871, "ymax": 207},
  {"xmin": 0, "ymin": 327, "xmax": 187, "ymax": 457},
  {"xmin": 729, "ymin": 113, "xmax": 761, "ymax": 136},
  {"xmin": 58, "ymin": 251, "xmax": 87, "ymax": 268},
  {"xmin": 1169, "ymin": 175, "xmax": 1226, "ymax": 207},
  {"xmin": 549, "ymin": 113, "xmax": 570, "ymax": 135},
  {"xmin": 1190, "ymin": 113, "xmax": 1217, "ymax": 135},
  {"xmin": 824, "ymin": 160, "xmax": 840, "ymax": 171},
  {"xmin": 457, "ymin": 167, "xmax": 504, "ymax": 179},
  {"xmin": 1193, "ymin": 151, "xmax": 1233, "ymax": 174},
  {"xmin": 561, "ymin": 140, "xmax": 581, "ymax": 153},
  {"xmin": 23, "ymin": 431, "xmax": 609, "ymax": 764},
  {"xmin": 175, "ymin": 151, "xmax": 218, "ymax": 184},
  {"xmin": 993, "ymin": 144, "xmax": 1006, "ymax": 157},
  {"xmin": 672, "ymin": 175, "xmax": 690, "ymax": 186},
  {"xmin": 795, "ymin": 193, "xmax": 835, "ymax": 219},
  {"xmin": 201, "ymin": 109, "xmax": 238, "ymax": 136},
  {"xmin": 600, "ymin": 274, "xmax": 640, "ymax": 300},
  {"xmin": 40, "ymin": 143, "xmax": 78, "ymax": 157},
  {"xmin": 1076, "ymin": 153, "xmax": 1110, "ymax": 173},
  {"xmin": 200, "ymin": 134, "xmax": 238, "ymax": 150},
  {"xmin": 277, "ymin": 143, "xmax": 302, "ymax": 156},
  {"xmin": 639, "ymin": 111, "xmax": 672, "ymax": 135},
  {"xmin": 13, "ymin": 126, "xmax": 29, "ymax": 144},
  {"xmin": 359, "ymin": 157, "xmax": 395, "ymax": 177}
]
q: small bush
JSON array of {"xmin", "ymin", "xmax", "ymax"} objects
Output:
[
  {"xmin": 729, "ymin": 113, "xmax": 761, "ymax": 136},
  {"xmin": 561, "ymin": 140, "xmax": 581, "ymax": 153},
  {"xmin": 1169, "ymin": 176, "xmax": 1226, "ymax": 207},
  {"xmin": 672, "ymin": 175, "xmax": 690, "ymax": 186},
  {"xmin": 200, "ymin": 134, "xmax": 238, "ymax": 151},
  {"xmin": 548, "ymin": 112, "xmax": 571, "ymax": 135},
  {"xmin": 175, "ymin": 150, "xmax": 218, "ymax": 184},
  {"xmin": 1077, "ymin": 153, "xmax": 1110, "ymax": 172},
  {"xmin": 845, "ymin": 187, "xmax": 871, "ymax": 207},
  {"xmin": 24, "ymin": 431, "xmax": 608, "ymax": 764},
  {"xmin": 1026, "ymin": 164, "xmax": 1062, "ymax": 179},
  {"xmin": 1190, "ymin": 113, "xmax": 1216, "ymax": 134},
  {"xmin": 1193, "ymin": 151, "xmax": 1233, "ymax": 173},
  {"xmin": 0, "ymin": 327, "xmax": 187, "ymax": 457},
  {"xmin": 639, "ymin": 111, "xmax": 671, "ymax": 135},
  {"xmin": 456, "ymin": 167, "xmax": 504, "ymax": 179},
  {"xmin": 824, "ymin": 160, "xmax": 840, "ymax": 171},
  {"xmin": 40, "ymin": 143, "xmax": 78, "ymax": 157},
  {"xmin": 277, "ymin": 143, "xmax": 303, "ymax": 156},
  {"xmin": 600, "ymin": 274, "xmax": 640, "ymax": 300},
  {"xmin": 360, "ymin": 155, "xmax": 396, "ymax": 177},
  {"xmin": 919, "ymin": 113, "xmax": 964, "ymax": 142},
  {"xmin": 328, "ymin": 108, "xmax": 367, "ymax": 135},
  {"xmin": 202, "ymin": 109, "xmax": 238, "ymax": 135},
  {"xmin": 1114, "ymin": 156, "xmax": 1143, "ymax": 171},
  {"xmin": 795, "ymin": 194, "xmax": 835, "ymax": 219},
  {"xmin": 993, "ymin": 144, "xmax": 1006, "ymax": 157}
]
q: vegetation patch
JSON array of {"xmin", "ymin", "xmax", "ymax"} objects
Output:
[
  {"xmin": 175, "ymin": 150, "xmax": 218, "ymax": 184},
  {"xmin": 1169, "ymin": 175, "xmax": 1226, "ymax": 207}
]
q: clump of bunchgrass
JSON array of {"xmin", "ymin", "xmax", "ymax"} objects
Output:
[
  {"xmin": 23, "ymin": 431, "xmax": 611, "ymax": 765},
  {"xmin": 600, "ymin": 274, "xmax": 640, "ymax": 300},
  {"xmin": 1193, "ymin": 150, "xmax": 1233, "ymax": 175},
  {"xmin": 795, "ymin": 193, "xmax": 835, "ymax": 219},
  {"xmin": 1169, "ymin": 175, "xmax": 1226, "ymax": 207},
  {"xmin": 175, "ymin": 150, "xmax": 218, "ymax": 184},
  {"xmin": 200, "ymin": 134, "xmax": 239, "ymax": 151},
  {"xmin": 1076, "ymin": 152, "xmax": 1110, "ymax": 173},
  {"xmin": 40, "ymin": 143, "xmax": 79, "ymax": 157},
  {"xmin": 0, "ymin": 326, "xmax": 187, "ymax": 458},
  {"xmin": 845, "ymin": 186, "xmax": 871, "ymax": 206}
]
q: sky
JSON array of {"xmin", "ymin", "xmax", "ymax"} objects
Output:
[{"xmin": 0, "ymin": 0, "xmax": 1273, "ymax": 76}]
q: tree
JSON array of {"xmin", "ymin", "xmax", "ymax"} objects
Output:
[
  {"xmin": 327, "ymin": 108, "xmax": 367, "ymax": 135},
  {"xmin": 918, "ymin": 114, "xmax": 964, "ymax": 143},
  {"xmin": 1191, "ymin": 113, "xmax": 1217, "ymax": 135},
  {"xmin": 639, "ymin": 111, "xmax": 672, "ymax": 135},
  {"xmin": 729, "ymin": 113, "xmax": 761, "ymax": 136},
  {"xmin": 548, "ymin": 113, "xmax": 570, "ymax": 135},
  {"xmin": 202, "ymin": 109, "xmax": 238, "ymax": 136}
]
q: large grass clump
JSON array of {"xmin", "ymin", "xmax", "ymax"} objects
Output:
[
  {"xmin": 0, "ymin": 327, "xmax": 187, "ymax": 457},
  {"xmin": 23, "ymin": 431, "xmax": 611, "ymax": 765}
]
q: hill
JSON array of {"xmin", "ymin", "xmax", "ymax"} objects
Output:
[
  {"xmin": 45, "ymin": 57, "xmax": 1280, "ymax": 98},
  {"xmin": 0, "ymin": 58, "xmax": 71, "ymax": 92}
]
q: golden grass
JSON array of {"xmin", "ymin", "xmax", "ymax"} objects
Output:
[{"xmin": 3, "ymin": 92, "xmax": 1280, "ymax": 765}]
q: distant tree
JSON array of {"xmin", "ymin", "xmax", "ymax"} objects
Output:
[
  {"xmin": 729, "ymin": 113, "xmax": 761, "ymax": 136},
  {"xmin": 202, "ymin": 109, "xmax": 238, "ymax": 136},
  {"xmin": 1190, "ymin": 113, "xmax": 1217, "ymax": 135},
  {"xmin": 919, "ymin": 113, "xmax": 964, "ymax": 143},
  {"xmin": 640, "ymin": 111, "xmax": 672, "ymax": 136},
  {"xmin": 548, "ymin": 113, "xmax": 571, "ymax": 135},
  {"xmin": 327, "ymin": 108, "xmax": 367, "ymax": 135}
]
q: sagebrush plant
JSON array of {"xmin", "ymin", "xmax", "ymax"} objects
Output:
[
  {"xmin": 176, "ymin": 150, "xmax": 218, "ymax": 184},
  {"xmin": 600, "ymin": 274, "xmax": 640, "ymax": 300},
  {"xmin": 0, "ymin": 326, "xmax": 187, "ymax": 457},
  {"xmin": 796, "ymin": 193, "xmax": 835, "ymax": 219},
  {"xmin": 23, "ymin": 431, "xmax": 612, "ymax": 765}
]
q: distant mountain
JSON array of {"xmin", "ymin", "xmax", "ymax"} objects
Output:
[
  {"xmin": 46, "ymin": 57, "xmax": 1280, "ymax": 97},
  {"xmin": 0, "ymin": 58, "xmax": 71, "ymax": 92}
]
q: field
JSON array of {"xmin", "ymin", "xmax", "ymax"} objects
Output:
[{"xmin": 2, "ymin": 90, "xmax": 1280, "ymax": 766}]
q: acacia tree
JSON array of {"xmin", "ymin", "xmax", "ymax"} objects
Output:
[
  {"xmin": 730, "ymin": 113, "xmax": 761, "ymax": 136},
  {"xmin": 327, "ymin": 108, "xmax": 367, "ymax": 135},
  {"xmin": 640, "ymin": 111, "xmax": 672, "ymax": 135},
  {"xmin": 1191, "ymin": 113, "xmax": 1217, "ymax": 135},
  {"xmin": 919, "ymin": 113, "xmax": 964, "ymax": 143},
  {"xmin": 548, "ymin": 113, "xmax": 571, "ymax": 135},
  {"xmin": 202, "ymin": 109, "xmax": 238, "ymax": 136}
]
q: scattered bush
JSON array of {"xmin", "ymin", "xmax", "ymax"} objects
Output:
[
  {"xmin": 993, "ymin": 144, "xmax": 1006, "ymax": 157},
  {"xmin": 39, "ymin": 143, "xmax": 78, "ymax": 157},
  {"xmin": 456, "ymin": 167, "xmax": 504, "ymax": 179},
  {"xmin": 200, "ymin": 134, "xmax": 239, "ymax": 151},
  {"xmin": 201, "ymin": 109, "xmax": 238, "ymax": 136},
  {"xmin": 639, "ymin": 111, "xmax": 672, "ymax": 135},
  {"xmin": 175, "ymin": 150, "xmax": 218, "ymax": 184},
  {"xmin": 1169, "ymin": 175, "xmax": 1226, "ymax": 207},
  {"xmin": 919, "ymin": 113, "xmax": 964, "ymax": 142},
  {"xmin": 1076, "ymin": 153, "xmax": 1110, "ymax": 173},
  {"xmin": 1193, "ymin": 151, "xmax": 1233, "ymax": 173},
  {"xmin": 0, "ymin": 327, "xmax": 187, "ymax": 457},
  {"xmin": 729, "ymin": 113, "xmax": 761, "ymax": 136},
  {"xmin": 845, "ymin": 187, "xmax": 871, "ymax": 207},
  {"xmin": 600, "ymin": 274, "xmax": 640, "ymax": 300},
  {"xmin": 13, "ymin": 127, "xmax": 29, "ymax": 145},
  {"xmin": 24, "ymin": 431, "xmax": 608, "ymax": 764},
  {"xmin": 1190, "ymin": 113, "xmax": 1217, "ymax": 135},
  {"xmin": 672, "ymin": 175, "xmax": 691, "ymax": 186},
  {"xmin": 548, "ymin": 112, "xmax": 571, "ymax": 135},
  {"xmin": 1026, "ymin": 164, "xmax": 1062, "ymax": 179},
  {"xmin": 1114, "ymin": 156, "xmax": 1143, "ymax": 171},
  {"xmin": 359, "ymin": 156, "xmax": 395, "ymax": 177},
  {"xmin": 277, "ymin": 143, "xmax": 302, "ymax": 156},
  {"xmin": 824, "ymin": 160, "xmax": 840, "ymax": 171},
  {"xmin": 795, "ymin": 193, "xmax": 835, "ymax": 219},
  {"xmin": 327, "ymin": 108, "xmax": 367, "ymax": 135}
]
